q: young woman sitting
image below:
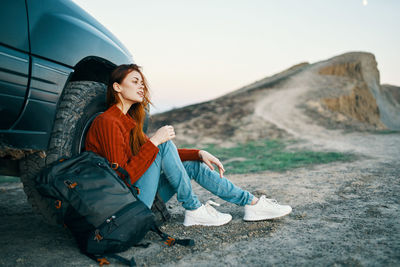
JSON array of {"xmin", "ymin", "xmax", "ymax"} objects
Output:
[{"xmin": 85, "ymin": 64, "xmax": 292, "ymax": 226}]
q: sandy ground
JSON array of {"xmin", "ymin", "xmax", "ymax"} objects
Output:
[
  {"xmin": 1, "ymin": 125, "xmax": 399, "ymax": 266},
  {"xmin": 1, "ymin": 58, "xmax": 399, "ymax": 266},
  {"xmin": 1, "ymin": 147, "xmax": 399, "ymax": 266}
]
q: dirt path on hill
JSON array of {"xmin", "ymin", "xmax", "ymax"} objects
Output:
[{"xmin": 254, "ymin": 69, "xmax": 400, "ymax": 161}]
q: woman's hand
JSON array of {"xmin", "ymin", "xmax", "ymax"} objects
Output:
[
  {"xmin": 199, "ymin": 150, "xmax": 225, "ymax": 178},
  {"xmin": 150, "ymin": 125, "xmax": 175, "ymax": 146}
]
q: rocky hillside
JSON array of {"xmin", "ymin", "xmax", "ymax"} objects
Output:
[{"xmin": 149, "ymin": 51, "xmax": 400, "ymax": 147}]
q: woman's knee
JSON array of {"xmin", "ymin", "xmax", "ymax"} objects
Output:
[
  {"xmin": 159, "ymin": 140, "xmax": 177, "ymax": 154},
  {"xmin": 160, "ymin": 140, "xmax": 174, "ymax": 146}
]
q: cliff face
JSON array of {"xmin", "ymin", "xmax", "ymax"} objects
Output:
[
  {"xmin": 322, "ymin": 82, "xmax": 383, "ymax": 128},
  {"xmin": 317, "ymin": 53, "xmax": 386, "ymax": 129},
  {"xmin": 149, "ymin": 51, "xmax": 400, "ymax": 146},
  {"xmin": 379, "ymin": 84, "xmax": 400, "ymax": 130},
  {"xmin": 314, "ymin": 52, "xmax": 400, "ymax": 130}
]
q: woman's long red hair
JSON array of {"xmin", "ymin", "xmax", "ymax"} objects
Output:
[{"xmin": 107, "ymin": 64, "xmax": 152, "ymax": 155}]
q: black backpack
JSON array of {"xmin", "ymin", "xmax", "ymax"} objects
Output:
[{"xmin": 35, "ymin": 150, "xmax": 194, "ymax": 266}]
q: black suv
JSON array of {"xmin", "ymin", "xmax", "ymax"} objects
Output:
[{"xmin": 0, "ymin": 0, "xmax": 158, "ymax": 224}]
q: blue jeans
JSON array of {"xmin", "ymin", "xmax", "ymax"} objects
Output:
[{"xmin": 134, "ymin": 140, "xmax": 254, "ymax": 210}]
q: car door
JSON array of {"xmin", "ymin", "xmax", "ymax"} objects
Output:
[{"xmin": 0, "ymin": 0, "xmax": 30, "ymax": 129}]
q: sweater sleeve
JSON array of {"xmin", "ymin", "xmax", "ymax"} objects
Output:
[
  {"xmin": 142, "ymin": 133, "xmax": 201, "ymax": 161},
  {"xmin": 90, "ymin": 117, "xmax": 159, "ymax": 184},
  {"xmin": 178, "ymin": 148, "xmax": 201, "ymax": 161}
]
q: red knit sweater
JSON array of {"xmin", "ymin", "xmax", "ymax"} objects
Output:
[{"xmin": 84, "ymin": 104, "xmax": 200, "ymax": 184}]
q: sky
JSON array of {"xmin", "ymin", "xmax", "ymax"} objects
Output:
[{"xmin": 72, "ymin": 0, "xmax": 400, "ymax": 114}]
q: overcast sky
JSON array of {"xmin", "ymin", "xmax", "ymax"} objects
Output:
[{"xmin": 72, "ymin": 0, "xmax": 400, "ymax": 114}]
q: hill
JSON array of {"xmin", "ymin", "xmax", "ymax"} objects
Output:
[{"xmin": 149, "ymin": 51, "xmax": 400, "ymax": 148}]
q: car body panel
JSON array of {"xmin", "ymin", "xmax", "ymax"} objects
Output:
[
  {"xmin": 0, "ymin": 0, "xmax": 30, "ymax": 129},
  {"xmin": 27, "ymin": 0, "xmax": 133, "ymax": 68},
  {"xmin": 5, "ymin": 57, "xmax": 74, "ymax": 149},
  {"xmin": 0, "ymin": 46, "xmax": 30, "ymax": 129},
  {"xmin": 0, "ymin": 0, "xmax": 30, "ymax": 52},
  {"xmin": 0, "ymin": 0, "xmax": 134, "ymax": 151}
]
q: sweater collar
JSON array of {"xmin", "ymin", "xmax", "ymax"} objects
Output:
[{"xmin": 107, "ymin": 104, "xmax": 137, "ymax": 130}]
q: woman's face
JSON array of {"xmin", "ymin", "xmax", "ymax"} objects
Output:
[{"xmin": 114, "ymin": 70, "xmax": 145, "ymax": 104}]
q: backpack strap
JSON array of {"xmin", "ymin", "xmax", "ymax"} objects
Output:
[
  {"xmin": 110, "ymin": 162, "xmax": 129, "ymax": 178},
  {"xmin": 151, "ymin": 225, "xmax": 195, "ymax": 247},
  {"xmin": 105, "ymin": 254, "xmax": 136, "ymax": 267},
  {"xmin": 85, "ymin": 252, "xmax": 136, "ymax": 267},
  {"xmin": 110, "ymin": 162, "xmax": 140, "ymax": 196}
]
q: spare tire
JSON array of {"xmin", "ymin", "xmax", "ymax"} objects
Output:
[{"xmin": 20, "ymin": 81, "xmax": 108, "ymax": 224}]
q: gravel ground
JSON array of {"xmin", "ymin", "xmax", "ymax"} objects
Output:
[{"xmin": 1, "ymin": 147, "xmax": 399, "ymax": 266}]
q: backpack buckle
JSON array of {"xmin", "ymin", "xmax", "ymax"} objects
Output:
[
  {"xmin": 133, "ymin": 186, "xmax": 140, "ymax": 195},
  {"xmin": 97, "ymin": 258, "xmax": 110, "ymax": 266},
  {"xmin": 94, "ymin": 229, "xmax": 103, "ymax": 242},
  {"xmin": 55, "ymin": 200, "xmax": 62, "ymax": 209},
  {"xmin": 110, "ymin": 162, "xmax": 119, "ymax": 170},
  {"xmin": 164, "ymin": 236, "xmax": 176, "ymax": 247},
  {"xmin": 64, "ymin": 180, "xmax": 77, "ymax": 189}
]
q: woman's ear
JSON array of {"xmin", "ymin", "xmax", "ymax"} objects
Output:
[{"xmin": 113, "ymin": 82, "xmax": 122, "ymax": 92}]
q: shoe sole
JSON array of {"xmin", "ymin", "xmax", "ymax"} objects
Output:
[
  {"xmin": 183, "ymin": 217, "xmax": 232, "ymax": 227},
  {"xmin": 243, "ymin": 208, "xmax": 292, "ymax": 222}
]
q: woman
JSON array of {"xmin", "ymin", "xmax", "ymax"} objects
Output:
[{"xmin": 85, "ymin": 64, "xmax": 292, "ymax": 226}]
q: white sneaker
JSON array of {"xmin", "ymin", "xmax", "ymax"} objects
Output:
[
  {"xmin": 243, "ymin": 195, "xmax": 292, "ymax": 221},
  {"xmin": 183, "ymin": 200, "xmax": 232, "ymax": 226}
]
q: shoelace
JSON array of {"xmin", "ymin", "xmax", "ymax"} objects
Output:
[
  {"xmin": 266, "ymin": 199, "xmax": 278, "ymax": 204},
  {"xmin": 205, "ymin": 200, "xmax": 221, "ymax": 217},
  {"xmin": 260, "ymin": 196, "xmax": 279, "ymax": 206}
]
